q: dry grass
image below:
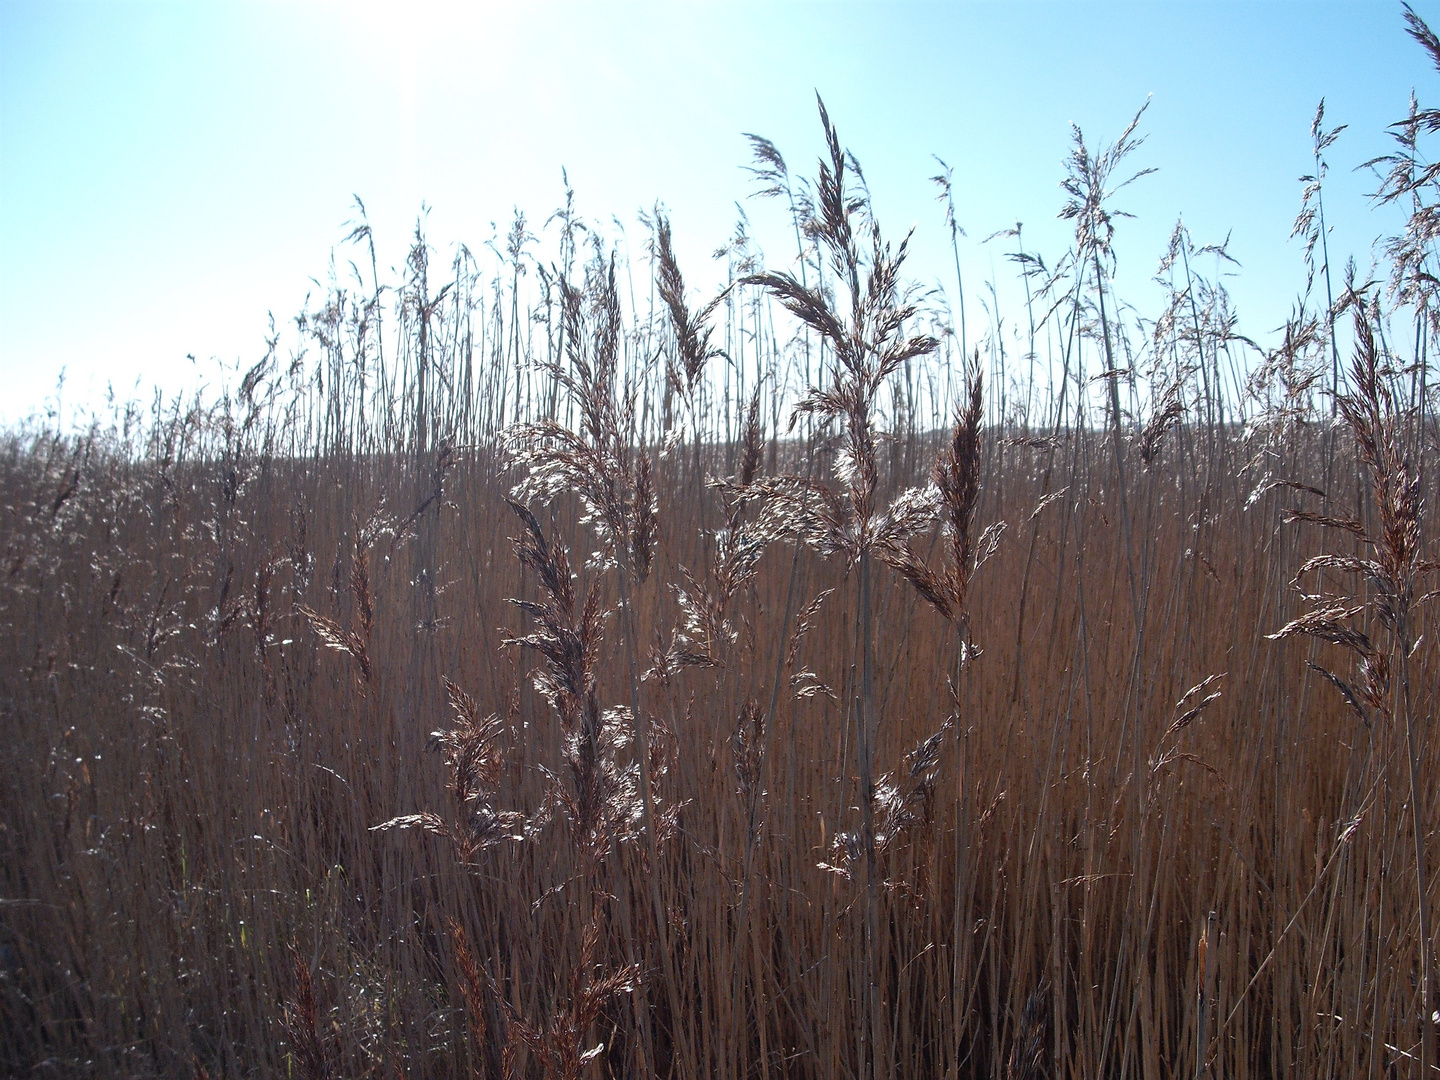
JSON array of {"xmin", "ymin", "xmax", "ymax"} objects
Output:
[{"xmin": 4, "ymin": 27, "xmax": 1440, "ymax": 1079}]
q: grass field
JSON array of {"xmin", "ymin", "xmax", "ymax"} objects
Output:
[{"xmin": 4, "ymin": 23, "xmax": 1440, "ymax": 1080}]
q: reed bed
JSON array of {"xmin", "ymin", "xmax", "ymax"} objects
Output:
[{"xmin": 4, "ymin": 17, "xmax": 1440, "ymax": 1078}]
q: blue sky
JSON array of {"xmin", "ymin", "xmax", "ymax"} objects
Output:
[{"xmin": 0, "ymin": 1, "xmax": 1429, "ymax": 424}]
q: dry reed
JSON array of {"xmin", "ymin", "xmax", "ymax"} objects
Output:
[{"xmin": 4, "ymin": 19, "xmax": 1440, "ymax": 1080}]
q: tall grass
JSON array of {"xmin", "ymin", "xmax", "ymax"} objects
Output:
[{"xmin": 4, "ymin": 16, "xmax": 1440, "ymax": 1079}]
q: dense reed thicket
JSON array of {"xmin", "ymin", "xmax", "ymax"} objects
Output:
[{"xmin": 6, "ymin": 15, "xmax": 1440, "ymax": 1079}]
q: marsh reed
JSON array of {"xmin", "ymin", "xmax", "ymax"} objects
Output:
[{"xmin": 5, "ymin": 17, "xmax": 1440, "ymax": 1078}]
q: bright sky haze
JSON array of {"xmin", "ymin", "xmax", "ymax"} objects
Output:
[{"xmin": 0, "ymin": 1, "xmax": 1430, "ymax": 424}]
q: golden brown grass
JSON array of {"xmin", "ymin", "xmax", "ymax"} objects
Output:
[
  {"xmin": 4, "ymin": 34, "xmax": 1440, "ymax": 1080},
  {"xmin": 2, "ymin": 380, "xmax": 1437, "ymax": 1080}
]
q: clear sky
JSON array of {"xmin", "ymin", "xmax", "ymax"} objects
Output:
[{"xmin": 0, "ymin": 1, "xmax": 1429, "ymax": 425}]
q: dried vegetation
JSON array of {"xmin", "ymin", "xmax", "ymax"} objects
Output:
[{"xmin": 6, "ymin": 17, "xmax": 1440, "ymax": 1078}]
